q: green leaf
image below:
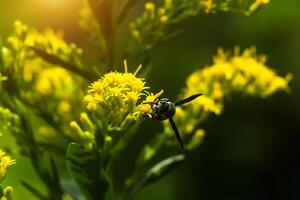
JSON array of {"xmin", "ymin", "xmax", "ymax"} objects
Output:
[
  {"xmin": 128, "ymin": 154, "xmax": 185, "ymax": 200},
  {"xmin": 61, "ymin": 179, "xmax": 85, "ymax": 200},
  {"xmin": 135, "ymin": 132, "xmax": 168, "ymax": 168},
  {"xmin": 49, "ymin": 157, "xmax": 63, "ymax": 197},
  {"xmin": 66, "ymin": 143, "xmax": 107, "ymax": 200},
  {"xmin": 0, "ymin": 35, "xmax": 4, "ymax": 70},
  {"xmin": 21, "ymin": 181, "xmax": 49, "ymax": 200}
]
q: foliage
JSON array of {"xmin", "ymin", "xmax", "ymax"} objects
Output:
[{"xmin": 0, "ymin": 0, "xmax": 291, "ymax": 200}]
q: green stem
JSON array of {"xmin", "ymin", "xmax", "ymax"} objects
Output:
[
  {"xmin": 0, "ymin": 183, "xmax": 3, "ymax": 197},
  {"xmin": 87, "ymin": 0, "xmax": 116, "ymax": 70},
  {"xmin": 123, "ymin": 132, "xmax": 169, "ymax": 198},
  {"xmin": 117, "ymin": 0, "xmax": 140, "ymax": 25},
  {"xmin": 16, "ymin": 100, "xmax": 63, "ymax": 200}
]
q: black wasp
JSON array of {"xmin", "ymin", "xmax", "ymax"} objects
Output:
[{"xmin": 144, "ymin": 94, "xmax": 202, "ymax": 149}]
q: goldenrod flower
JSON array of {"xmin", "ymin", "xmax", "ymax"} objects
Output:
[
  {"xmin": 83, "ymin": 62, "xmax": 162, "ymax": 132},
  {"xmin": 165, "ymin": 47, "xmax": 291, "ymax": 149},
  {"xmin": 202, "ymin": 0, "xmax": 216, "ymax": 13},
  {"xmin": 249, "ymin": 0, "xmax": 270, "ymax": 13},
  {"xmin": 183, "ymin": 47, "xmax": 292, "ymax": 116},
  {"xmin": 4, "ymin": 21, "xmax": 82, "ymax": 63},
  {"xmin": 0, "ymin": 150, "xmax": 15, "ymax": 182},
  {"xmin": 0, "ymin": 73, "xmax": 8, "ymax": 82},
  {"xmin": 35, "ymin": 67, "xmax": 74, "ymax": 96},
  {"xmin": 29, "ymin": 66, "xmax": 82, "ymax": 122},
  {"xmin": 2, "ymin": 21, "xmax": 84, "ymax": 123},
  {"xmin": 2, "ymin": 21, "xmax": 83, "ymax": 81}
]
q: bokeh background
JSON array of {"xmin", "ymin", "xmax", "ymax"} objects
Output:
[{"xmin": 1, "ymin": 0, "xmax": 300, "ymax": 199}]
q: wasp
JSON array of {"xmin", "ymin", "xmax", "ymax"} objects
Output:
[{"xmin": 144, "ymin": 94, "xmax": 202, "ymax": 149}]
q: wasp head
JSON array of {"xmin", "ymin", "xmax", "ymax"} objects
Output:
[{"xmin": 151, "ymin": 98, "xmax": 175, "ymax": 121}]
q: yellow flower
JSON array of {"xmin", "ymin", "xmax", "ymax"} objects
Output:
[
  {"xmin": 2, "ymin": 22, "xmax": 84, "ymax": 124},
  {"xmin": 84, "ymin": 62, "xmax": 158, "ymax": 131},
  {"xmin": 164, "ymin": 0, "xmax": 173, "ymax": 10},
  {"xmin": 0, "ymin": 149, "xmax": 15, "ymax": 182},
  {"xmin": 35, "ymin": 67, "xmax": 74, "ymax": 97},
  {"xmin": 160, "ymin": 15, "xmax": 169, "ymax": 24},
  {"xmin": 27, "ymin": 66, "xmax": 82, "ymax": 122},
  {"xmin": 249, "ymin": 0, "xmax": 270, "ymax": 13},
  {"xmin": 184, "ymin": 47, "xmax": 291, "ymax": 106},
  {"xmin": 145, "ymin": 2, "xmax": 155, "ymax": 12},
  {"xmin": 0, "ymin": 73, "xmax": 8, "ymax": 82},
  {"xmin": 202, "ymin": 0, "xmax": 216, "ymax": 13},
  {"xmin": 166, "ymin": 47, "xmax": 291, "ymax": 149},
  {"xmin": 2, "ymin": 21, "xmax": 83, "ymax": 80}
]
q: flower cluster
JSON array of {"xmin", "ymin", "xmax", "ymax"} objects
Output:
[
  {"xmin": 83, "ymin": 62, "xmax": 153, "ymax": 132},
  {"xmin": 129, "ymin": 0, "xmax": 270, "ymax": 54},
  {"xmin": 1, "ymin": 21, "xmax": 83, "ymax": 77},
  {"xmin": 184, "ymin": 47, "xmax": 291, "ymax": 115},
  {"xmin": 207, "ymin": 0, "xmax": 270, "ymax": 15},
  {"xmin": 33, "ymin": 67, "xmax": 81, "ymax": 120},
  {"xmin": 129, "ymin": 0, "xmax": 202, "ymax": 54},
  {"xmin": 164, "ymin": 47, "xmax": 291, "ymax": 148},
  {"xmin": 1, "ymin": 20, "xmax": 83, "ymax": 87},
  {"xmin": 1, "ymin": 21, "xmax": 85, "ymax": 123}
]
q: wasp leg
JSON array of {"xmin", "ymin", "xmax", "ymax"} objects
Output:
[
  {"xmin": 174, "ymin": 94, "xmax": 202, "ymax": 106},
  {"xmin": 168, "ymin": 117, "xmax": 184, "ymax": 149}
]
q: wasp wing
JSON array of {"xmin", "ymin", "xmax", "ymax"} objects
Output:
[
  {"xmin": 168, "ymin": 117, "xmax": 184, "ymax": 149},
  {"xmin": 174, "ymin": 94, "xmax": 202, "ymax": 106}
]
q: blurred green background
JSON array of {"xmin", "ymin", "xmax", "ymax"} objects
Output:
[{"xmin": 1, "ymin": 0, "xmax": 300, "ymax": 199}]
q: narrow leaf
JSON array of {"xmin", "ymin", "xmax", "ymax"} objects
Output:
[
  {"xmin": 61, "ymin": 179, "xmax": 85, "ymax": 200},
  {"xmin": 66, "ymin": 143, "xmax": 107, "ymax": 200},
  {"xmin": 128, "ymin": 154, "xmax": 185, "ymax": 199},
  {"xmin": 21, "ymin": 181, "xmax": 49, "ymax": 200},
  {"xmin": 49, "ymin": 157, "xmax": 63, "ymax": 197}
]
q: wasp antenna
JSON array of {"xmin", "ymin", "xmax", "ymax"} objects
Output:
[
  {"xmin": 168, "ymin": 117, "xmax": 184, "ymax": 149},
  {"xmin": 175, "ymin": 94, "xmax": 202, "ymax": 106}
]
